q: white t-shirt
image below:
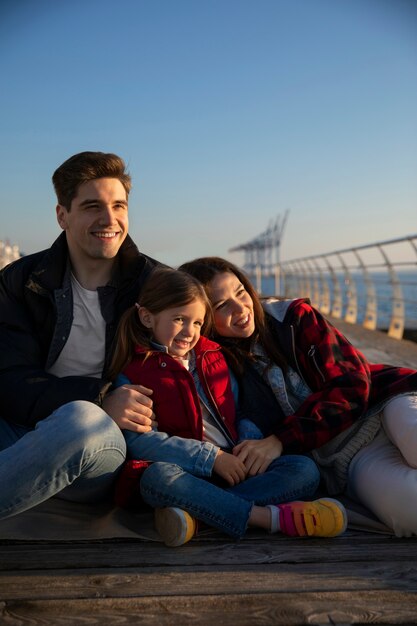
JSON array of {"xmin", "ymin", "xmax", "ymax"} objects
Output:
[{"xmin": 47, "ymin": 274, "xmax": 106, "ymax": 378}]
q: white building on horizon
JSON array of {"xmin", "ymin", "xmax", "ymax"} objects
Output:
[{"xmin": 0, "ymin": 239, "xmax": 21, "ymax": 269}]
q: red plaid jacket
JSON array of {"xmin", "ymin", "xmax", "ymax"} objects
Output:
[{"xmin": 239, "ymin": 299, "xmax": 417, "ymax": 454}]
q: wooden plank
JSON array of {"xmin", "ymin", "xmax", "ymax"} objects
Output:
[
  {"xmin": 1, "ymin": 591, "xmax": 417, "ymax": 625},
  {"xmin": 1, "ymin": 535, "xmax": 417, "ymax": 571},
  {"xmin": 1, "ymin": 561, "xmax": 417, "ymax": 600}
]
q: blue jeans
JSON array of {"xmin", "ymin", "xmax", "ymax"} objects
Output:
[
  {"xmin": 140, "ymin": 455, "xmax": 320, "ymax": 539},
  {"xmin": 124, "ymin": 429, "xmax": 219, "ymax": 477},
  {"xmin": 0, "ymin": 400, "xmax": 126, "ymax": 519}
]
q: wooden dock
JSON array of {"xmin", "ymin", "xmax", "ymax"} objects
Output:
[{"xmin": 1, "ymin": 320, "xmax": 417, "ymax": 625}]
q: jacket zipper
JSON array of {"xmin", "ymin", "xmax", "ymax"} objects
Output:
[
  {"xmin": 290, "ymin": 324, "xmax": 309, "ymax": 386},
  {"xmin": 307, "ymin": 344, "xmax": 326, "ymax": 382},
  {"xmin": 200, "ymin": 350, "xmax": 236, "ymax": 447}
]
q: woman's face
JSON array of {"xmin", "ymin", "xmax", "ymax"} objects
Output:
[{"xmin": 209, "ymin": 271, "xmax": 255, "ymax": 339}]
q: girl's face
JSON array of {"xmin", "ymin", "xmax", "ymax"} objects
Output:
[
  {"xmin": 139, "ymin": 299, "xmax": 206, "ymax": 358},
  {"xmin": 209, "ymin": 272, "xmax": 255, "ymax": 339}
]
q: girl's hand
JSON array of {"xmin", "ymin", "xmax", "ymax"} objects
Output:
[
  {"xmin": 232, "ymin": 435, "xmax": 283, "ymax": 476},
  {"xmin": 213, "ymin": 450, "xmax": 247, "ymax": 486}
]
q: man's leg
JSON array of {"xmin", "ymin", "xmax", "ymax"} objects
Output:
[{"xmin": 0, "ymin": 400, "xmax": 126, "ymax": 519}]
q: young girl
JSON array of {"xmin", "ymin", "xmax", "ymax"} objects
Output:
[
  {"xmin": 109, "ymin": 266, "xmax": 347, "ymax": 546},
  {"xmin": 179, "ymin": 256, "xmax": 417, "ymax": 537}
]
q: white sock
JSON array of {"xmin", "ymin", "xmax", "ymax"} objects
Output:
[{"xmin": 266, "ymin": 505, "xmax": 281, "ymax": 533}]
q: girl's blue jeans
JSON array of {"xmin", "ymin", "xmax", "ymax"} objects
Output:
[
  {"xmin": 139, "ymin": 456, "xmax": 320, "ymax": 539},
  {"xmin": 0, "ymin": 401, "xmax": 126, "ymax": 519},
  {"xmin": 124, "ymin": 429, "xmax": 320, "ymax": 540}
]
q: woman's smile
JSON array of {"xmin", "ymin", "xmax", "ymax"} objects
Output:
[{"xmin": 209, "ymin": 272, "xmax": 255, "ymax": 338}]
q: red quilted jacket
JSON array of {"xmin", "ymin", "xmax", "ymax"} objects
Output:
[{"xmin": 123, "ymin": 335, "xmax": 237, "ymax": 444}]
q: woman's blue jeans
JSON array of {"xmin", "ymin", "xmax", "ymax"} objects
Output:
[
  {"xmin": 0, "ymin": 400, "xmax": 126, "ymax": 519},
  {"xmin": 140, "ymin": 455, "xmax": 320, "ymax": 539}
]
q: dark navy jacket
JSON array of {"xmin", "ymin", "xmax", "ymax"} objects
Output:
[{"xmin": 0, "ymin": 232, "xmax": 159, "ymax": 426}]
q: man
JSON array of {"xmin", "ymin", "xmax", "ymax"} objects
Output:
[{"xmin": 0, "ymin": 151, "xmax": 159, "ymax": 519}]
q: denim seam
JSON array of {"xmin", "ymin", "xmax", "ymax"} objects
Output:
[{"xmin": 194, "ymin": 443, "xmax": 218, "ymax": 477}]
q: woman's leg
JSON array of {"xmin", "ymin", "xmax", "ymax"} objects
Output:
[
  {"xmin": 348, "ymin": 396, "xmax": 417, "ymax": 536},
  {"xmin": 0, "ymin": 401, "xmax": 126, "ymax": 519},
  {"xmin": 381, "ymin": 394, "xmax": 417, "ymax": 467}
]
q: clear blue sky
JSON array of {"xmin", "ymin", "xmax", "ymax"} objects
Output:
[{"xmin": 0, "ymin": 0, "xmax": 416, "ymax": 267}]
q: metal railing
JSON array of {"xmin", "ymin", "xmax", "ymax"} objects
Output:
[{"xmin": 249, "ymin": 234, "xmax": 417, "ymax": 340}]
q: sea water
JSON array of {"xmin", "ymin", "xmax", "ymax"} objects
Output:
[{"xmin": 254, "ymin": 269, "xmax": 417, "ymax": 332}]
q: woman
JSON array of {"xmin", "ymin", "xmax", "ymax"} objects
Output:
[
  {"xmin": 110, "ymin": 267, "xmax": 347, "ymax": 546},
  {"xmin": 179, "ymin": 256, "xmax": 417, "ymax": 537}
]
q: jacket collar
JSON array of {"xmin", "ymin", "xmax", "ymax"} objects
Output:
[
  {"xmin": 133, "ymin": 334, "xmax": 221, "ymax": 357},
  {"xmin": 26, "ymin": 232, "xmax": 143, "ymax": 295}
]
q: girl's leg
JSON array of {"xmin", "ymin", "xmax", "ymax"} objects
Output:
[
  {"xmin": 140, "ymin": 458, "xmax": 347, "ymax": 544},
  {"xmin": 141, "ymin": 455, "xmax": 319, "ymax": 540},
  {"xmin": 227, "ymin": 455, "xmax": 345, "ymax": 538},
  {"xmin": 348, "ymin": 402, "xmax": 417, "ymax": 537},
  {"xmin": 0, "ymin": 401, "xmax": 126, "ymax": 519},
  {"xmin": 140, "ymin": 462, "xmax": 252, "ymax": 539},
  {"xmin": 225, "ymin": 454, "xmax": 320, "ymax": 504}
]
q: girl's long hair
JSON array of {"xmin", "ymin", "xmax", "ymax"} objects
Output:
[
  {"xmin": 107, "ymin": 267, "xmax": 212, "ymax": 380},
  {"xmin": 179, "ymin": 256, "xmax": 287, "ymax": 375}
]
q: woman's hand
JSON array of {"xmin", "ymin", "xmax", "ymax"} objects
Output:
[
  {"xmin": 232, "ymin": 434, "xmax": 283, "ymax": 476},
  {"xmin": 213, "ymin": 449, "xmax": 247, "ymax": 486}
]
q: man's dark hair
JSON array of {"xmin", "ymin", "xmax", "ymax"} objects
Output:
[{"xmin": 52, "ymin": 151, "xmax": 132, "ymax": 209}]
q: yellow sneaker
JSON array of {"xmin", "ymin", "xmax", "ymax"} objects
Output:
[
  {"xmin": 155, "ymin": 507, "xmax": 197, "ymax": 547},
  {"xmin": 275, "ymin": 498, "xmax": 348, "ymax": 538}
]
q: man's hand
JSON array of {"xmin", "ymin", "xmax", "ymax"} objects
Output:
[
  {"xmin": 232, "ymin": 434, "xmax": 283, "ymax": 476},
  {"xmin": 102, "ymin": 384, "xmax": 156, "ymax": 433},
  {"xmin": 213, "ymin": 449, "xmax": 247, "ymax": 486}
]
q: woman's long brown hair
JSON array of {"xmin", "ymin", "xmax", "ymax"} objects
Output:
[
  {"xmin": 107, "ymin": 267, "xmax": 212, "ymax": 381},
  {"xmin": 179, "ymin": 257, "xmax": 287, "ymax": 375}
]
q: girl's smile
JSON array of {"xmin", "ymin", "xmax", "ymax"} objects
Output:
[{"xmin": 139, "ymin": 299, "xmax": 206, "ymax": 358}]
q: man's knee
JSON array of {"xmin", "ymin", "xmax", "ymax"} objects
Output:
[{"xmin": 47, "ymin": 400, "xmax": 126, "ymax": 458}]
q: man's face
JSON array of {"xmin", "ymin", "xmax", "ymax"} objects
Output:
[{"xmin": 56, "ymin": 177, "xmax": 129, "ymax": 266}]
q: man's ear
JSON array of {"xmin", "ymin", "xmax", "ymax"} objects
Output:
[
  {"xmin": 56, "ymin": 204, "xmax": 68, "ymax": 230},
  {"xmin": 138, "ymin": 307, "xmax": 153, "ymax": 328}
]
